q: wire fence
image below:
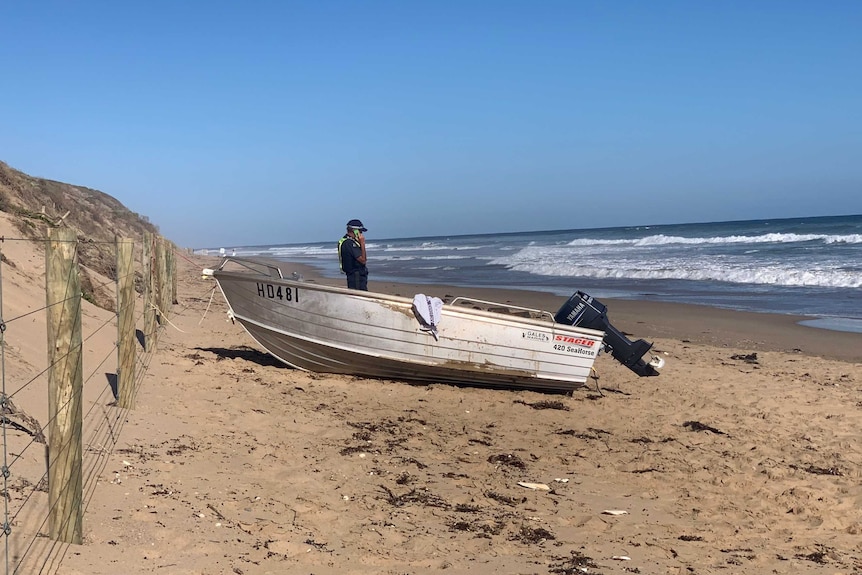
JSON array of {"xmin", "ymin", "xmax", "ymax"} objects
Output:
[{"xmin": 0, "ymin": 232, "xmax": 172, "ymax": 574}]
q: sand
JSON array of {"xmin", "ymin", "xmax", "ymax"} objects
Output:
[{"xmin": 2, "ymin": 222, "xmax": 861, "ymax": 574}]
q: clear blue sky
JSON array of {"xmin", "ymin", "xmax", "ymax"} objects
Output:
[{"xmin": 2, "ymin": 1, "xmax": 860, "ymax": 247}]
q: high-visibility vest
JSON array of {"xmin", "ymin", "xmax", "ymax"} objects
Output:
[{"xmin": 337, "ymin": 236, "xmax": 358, "ymax": 273}]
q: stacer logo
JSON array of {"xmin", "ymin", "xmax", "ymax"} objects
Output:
[{"xmin": 554, "ymin": 335, "xmax": 596, "ymax": 347}]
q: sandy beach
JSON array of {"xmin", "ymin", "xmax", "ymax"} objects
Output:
[{"xmin": 2, "ymin": 226, "xmax": 861, "ymax": 574}]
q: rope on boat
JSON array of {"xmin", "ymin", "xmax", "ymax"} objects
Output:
[
  {"xmin": 198, "ymin": 286, "xmax": 218, "ymax": 326},
  {"xmin": 590, "ymin": 367, "xmax": 603, "ymax": 396},
  {"xmin": 150, "ymin": 303, "xmax": 188, "ymax": 333}
]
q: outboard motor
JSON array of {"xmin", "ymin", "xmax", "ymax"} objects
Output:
[{"xmin": 554, "ymin": 291, "xmax": 660, "ymax": 377}]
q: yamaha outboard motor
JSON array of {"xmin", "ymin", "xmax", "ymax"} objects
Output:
[{"xmin": 554, "ymin": 291, "xmax": 660, "ymax": 377}]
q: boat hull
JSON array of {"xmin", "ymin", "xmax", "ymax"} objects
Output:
[{"xmin": 213, "ymin": 266, "xmax": 605, "ymax": 393}]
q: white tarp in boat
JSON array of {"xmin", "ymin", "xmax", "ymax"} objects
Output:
[{"xmin": 412, "ymin": 294, "xmax": 443, "ymax": 340}]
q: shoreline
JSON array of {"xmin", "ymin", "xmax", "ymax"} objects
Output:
[{"xmin": 267, "ymin": 259, "xmax": 862, "ymax": 364}]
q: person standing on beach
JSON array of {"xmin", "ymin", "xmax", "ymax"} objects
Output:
[{"xmin": 338, "ymin": 219, "xmax": 368, "ymax": 290}]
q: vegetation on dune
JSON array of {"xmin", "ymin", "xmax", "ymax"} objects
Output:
[{"xmin": 0, "ymin": 160, "xmax": 162, "ymax": 311}]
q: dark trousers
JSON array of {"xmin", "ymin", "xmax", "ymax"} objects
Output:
[{"xmin": 346, "ymin": 270, "xmax": 368, "ymax": 291}]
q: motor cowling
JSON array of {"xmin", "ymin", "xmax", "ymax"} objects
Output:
[{"xmin": 554, "ymin": 291, "xmax": 660, "ymax": 377}]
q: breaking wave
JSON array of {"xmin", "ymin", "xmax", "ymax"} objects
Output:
[{"xmin": 565, "ymin": 233, "xmax": 862, "ymax": 247}]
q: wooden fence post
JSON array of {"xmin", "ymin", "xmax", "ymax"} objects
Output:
[
  {"xmin": 155, "ymin": 237, "xmax": 167, "ymax": 325},
  {"xmin": 161, "ymin": 237, "xmax": 172, "ymax": 316},
  {"xmin": 143, "ymin": 232, "xmax": 156, "ymax": 350},
  {"xmin": 170, "ymin": 244, "xmax": 178, "ymax": 305},
  {"xmin": 46, "ymin": 227, "xmax": 83, "ymax": 544},
  {"xmin": 161, "ymin": 238, "xmax": 171, "ymax": 315},
  {"xmin": 116, "ymin": 237, "xmax": 136, "ymax": 409}
]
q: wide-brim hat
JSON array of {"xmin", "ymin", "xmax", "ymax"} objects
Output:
[{"xmin": 347, "ymin": 219, "xmax": 367, "ymax": 232}]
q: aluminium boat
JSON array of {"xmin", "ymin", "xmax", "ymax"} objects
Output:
[{"xmin": 207, "ymin": 257, "xmax": 661, "ymax": 393}]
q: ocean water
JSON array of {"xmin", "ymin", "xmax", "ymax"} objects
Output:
[{"xmin": 200, "ymin": 214, "xmax": 862, "ymax": 333}]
